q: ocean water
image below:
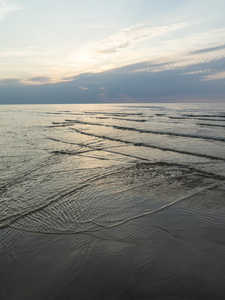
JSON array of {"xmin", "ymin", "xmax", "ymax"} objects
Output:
[{"xmin": 1, "ymin": 103, "xmax": 225, "ymax": 299}]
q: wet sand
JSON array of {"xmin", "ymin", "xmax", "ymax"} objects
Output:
[
  {"xmin": 1, "ymin": 104, "xmax": 225, "ymax": 299},
  {"xmin": 1, "ymin": 165, "xmax": 225, "ymax": 300}
]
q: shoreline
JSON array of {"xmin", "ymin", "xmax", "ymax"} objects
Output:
[{"xmin": 1, "ymin": 178, "xmax": 225, "ymax": 300}]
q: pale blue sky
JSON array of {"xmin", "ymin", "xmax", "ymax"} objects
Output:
[
  {"xmin": 1, "ymin": 0, "xmax": 225, "ymax": 81},
  {"xmin": 0, "ymin": 0, "xmax": 225, "ymax": 103}
]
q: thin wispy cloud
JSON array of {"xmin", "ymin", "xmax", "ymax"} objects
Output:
[
  {"xmin": 129, "ymin": 43, "xmax": 225, "ymax": 75},
  {"xmin": 0, "ymin": 0, "xmax": 22, "ymax": 21},
  {"xmin": 73, "ymin": 22, "xmax": 189, "ymax": 61},
  {"xmin": 93, "ymin": 23, "xmax": 188, "ymax": 55},
  {"xmin": 67, "ymin": 22, "xmax": 190, "ymax": 75},
  {"xmin": 202, "ymin": 71, "xmax": 225, "ymax": 81},
  {"xmin": 0, "ymin": 78, "xmax": 22, "ymax": 85},
  {"xmin": 29, "ymin": 76, "xmax": 51, "ymax": 83},
  {"xmin": 190, "ymin": 44, "xmax": 225, "ymax": 55},
  {"xmin": 79, "ymin": 86, "xmax": 89, "ymax": 90}
]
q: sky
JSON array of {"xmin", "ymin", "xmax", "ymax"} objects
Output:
[{"xmin": 0, "ymin": 0, "xmax": 225, "ymax": 103}]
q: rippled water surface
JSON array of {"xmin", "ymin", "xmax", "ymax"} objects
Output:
[{"xmin": 1, "ymin": 103, "xmax": 225, "ymax": 299}]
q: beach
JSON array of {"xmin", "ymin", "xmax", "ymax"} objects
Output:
[{"xmin": 1, "ymin": 103, "xmax": 225, "ymax": 299}]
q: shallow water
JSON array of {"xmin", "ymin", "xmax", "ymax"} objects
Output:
[{"xmin": 0, "ymin": 103, "xmax": 225, "ymax": 299}]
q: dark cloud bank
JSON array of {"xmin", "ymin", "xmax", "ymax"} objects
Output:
[{"xmin": 0, "ymin": 56, "xmax": 225, "ymax": 104}]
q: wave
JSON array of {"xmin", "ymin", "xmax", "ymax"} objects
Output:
[
  {"xmin": 46, "ymin": 137, "xmax": 152, "ymax": 163},
  {"xmin": 84, "ymin": 111, "xmax": 143, "ymax": 117},
  {"xmin": 95, "ymin": 116, "xmax": 147, "ymax": 122},
  {"xmin": 0, "ymin": 167, "xmax": 126, "ymax": 230},
  {"xmin": 71, "ymin": 128, "xmax": 225, "ymax": 162},
  {"xmin": 46, "ymin": 137, "xmax": 97, "ymax": 147},
  {"xmin": 197, "ymin": 123, "xmax": 225, "ymax": 128},
  {"xmin": 8, "ymin": 183, "xmax": 220, "ymax": 237},
  {"xmin": 0, "ymin": 156, "xmax": 57, "ymax": 198},
  {"xmin": 65, "ymin": 119, "xmax": 225, "ymax": 142},
  {"xmin": 52, "ymin": 150, "xmax": 109, "ymax": 161},
  {"xmin": 44, "ymin": 112, "xmax": 84, "ymax": 115},
  {"xmin": 169, "ymin": 116, "xmax": 225, "ymax": 122},
  {"xmin": 1, "ymin": 162, "xmax": 223, "ymax": 236},
  {"xmin": 111, "ymin": 117, "xmax": 146, "ymax": 122},
  {"xmin": 183, "ymin": 114, "xmax": 225, "ymax": 118},
  {"xmin": 94, "ymin": 184, "xmax": 219, "ymax": 230}
]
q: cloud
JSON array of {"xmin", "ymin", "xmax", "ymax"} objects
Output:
[
  {"xmin": 67, "ymin": 22, "xmax": 189, "ymax": 70},
  {"xmin": 79, "ymin": 86, "xmax": 89, "ymax": 90},
  {"xmin": 202, "ymin": 71, "xmax": 225, "ymax": 81},
  {"xmin": 0, "ymin": 78, "xmax": 22, "ymax": 85},
  {"xmin": 1, "ymin": 55, "xmax": 225, "ymax": 104},
  {"xmin": 128, "ymin": 43, "xmax": 225, "ymax": 75},
  {"xmin": 190, "ymin": 44, "xmax": 225, "ymax": 55},
  {"xmin": 1, "ymin": 40, "xmax": 225, "ymax": 104},
  {"xmin": 184, "ymin": 70, "xmax": 209, "ymax": 75},
  {"xmin": 0, "ymin": 0, "xmax": 22, "ymax": 21},
  {"xmin": 29, "ymin": 76, "xmax": 52, "ymax": 83},
  {"xmin": 93, "ymin": 22, "xmax": 189, "ymax": 56}
]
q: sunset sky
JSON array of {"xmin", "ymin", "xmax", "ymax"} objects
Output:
[{"xmin": 1, "ymin": 0, "xmax": 225, "ymax": 103}]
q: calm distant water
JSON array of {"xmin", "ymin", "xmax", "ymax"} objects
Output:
[{"xmin": 1, "ymin": 103, "xmax": 225, "ymax": 299}]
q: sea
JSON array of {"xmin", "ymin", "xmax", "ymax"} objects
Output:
[{"xmin": 0, "ymin": 103, "xmax": 225, "ymax": 299}]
